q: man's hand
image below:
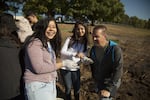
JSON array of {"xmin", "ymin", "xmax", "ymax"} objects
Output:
[
  {"xmin": 99, "ymin": 90, "xmax": 110, "ymax": 98},
  {"xmin": 81, "ymin": 56, "xmax": 94, "ymax": 65}
]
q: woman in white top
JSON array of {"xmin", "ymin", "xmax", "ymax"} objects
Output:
[{"xmin": 60, "ymin": 21, "xmax": 89, "ymax": 100}]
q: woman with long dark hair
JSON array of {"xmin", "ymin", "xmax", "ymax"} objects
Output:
[
  {"xmin": 60, "ymin": 21, "xmax": 90, "ymax": 100},
  {"xmin": 23, "ymin": 17, "xmax": 77, "ymax": 100},
  {"xmin": 0, "ymin": 13, "xmax": 22, "ymax": 100}
]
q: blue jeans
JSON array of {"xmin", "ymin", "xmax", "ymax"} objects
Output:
[
  {"xmin": 100, "ymin": 97, "xmax": 113, "ymax": 100},
  {"xmin": 25, "ymin": 81, "xmax": 56, "ymax": 100},
  {"xmin": 60, "ymin": 69, "xmax": 80, "ymax": 100}
]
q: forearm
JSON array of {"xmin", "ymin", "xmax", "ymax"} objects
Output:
[
  {"xmin": 56, "ymin": 61, "xmax": 63, "ymax": 69},
  {"xmin": 61, "ymin": 37, "xmax": 78, "ymax": 57},
  {"xmin": 111, "ymin": 46, "xmax": 123, "ymax": 84},
  {"xmin": 105, "ymin": 64, "xmax": 123, "ymax": 94},
  {"xmin": 61, "ymin": 50, "xmax": 77, "ymax": 57},
  {"xmin": 112, "ymin": 63, "xmax": 123, "ymax": 83}
]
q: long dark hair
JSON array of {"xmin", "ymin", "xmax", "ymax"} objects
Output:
[
  {"xmin": 0, "ymin": 13, "xmax": 21, "ymax": 45},
  {"xmin": 68, "ymin": 21, "xmax": 88, "ymax": 52},
  {"xmin": 0, "ymin": 13, "xmax": 18, "ymax": 37},
  {"xmin": 24, "ymin": 17, "xmax": 62, "ymax": 57}
]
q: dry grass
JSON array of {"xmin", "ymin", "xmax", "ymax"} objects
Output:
[
  {"xmin": 57, "ymin": 23, "xmax": 150, "ymax": 100},
  {"xmin": 58, "ymin": 24, "xmax": 74, "ymax": 44},
  {"xmin": 105, "ymin": 24, "xmax": 150, "ymax": 37},
  {"xmin": 58, "ymin": 23, "xmax": 150, "ymax": 45}
]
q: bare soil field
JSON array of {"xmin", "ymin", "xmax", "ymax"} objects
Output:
[{"xmin": 57, "ymin": 24, "xmax": 150, "ymax": 100}]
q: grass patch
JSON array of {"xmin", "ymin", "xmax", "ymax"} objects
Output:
[
  {"xmin": 105, "ymin": 24, "xmax": 150, "ymax": 37},
  {"xmin": 58, "ymin": 23, "xmax": 150, "ymax": 45},
  {"xmin": 111, "ymin": 39, "xmax": 120, "ymax": 43}
]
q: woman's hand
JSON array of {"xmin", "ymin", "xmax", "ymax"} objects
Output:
[{"xmin": 76, "ymin": 52, "xmax": 85, "ymax": 58}]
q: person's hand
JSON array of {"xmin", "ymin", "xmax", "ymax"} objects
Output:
[
  {"xmin": 76, "ymin": 52, "xmax": 85, "ymax": 58},
  {"xmin": 99, "ymin": 90, "xmax": 110, "ymax": 98},
  {"xmin": 62, "ymin": 60, "xmax": 78, "ymax": 69},
  {"xmin": 81, "ymin": 56, "xmax": 94, "ymax": 65}
]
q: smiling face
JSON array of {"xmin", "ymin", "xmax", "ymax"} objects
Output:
[
  {"xmin": 76, "ymin": 24, "xmax": 86, "ymax": 37},
  {"xmin": 45, "ymin": 20, "xmax": 57, "ymax": 40}
]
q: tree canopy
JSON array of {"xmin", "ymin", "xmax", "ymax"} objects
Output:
[{"xmin": 1, "ymin": 0, "xmax": 150, "ymax": 29}]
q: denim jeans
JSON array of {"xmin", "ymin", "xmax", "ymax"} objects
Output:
[
  {"xmin": 100, "ymin": 97, "xmax": 113, "ymax": 100},
  {"xmin": 25, "ymin": 81, "xmax": 56, "ymax": 100},
  {"xmin": 60, "ymin": 69, "xmax": 80, "ymax": 100}
]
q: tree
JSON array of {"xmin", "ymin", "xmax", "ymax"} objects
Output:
[
  {"xmin": 145, "ymin": 19, "xmax": 150, "ymax": 29},
  {"xmin": 121, "ymin": 14, "xmax": 130, "ymax": 24},
  {"xmin": 83, "ymin": 0, "xmax": 125, "ymax": 25},
  {"xmin": 58, "ymin": 0, "xmax": 124, "ymax": 25},
  {"xmin": 23, "ymin": 0, "xmax": 125, "ymax": 24},
  {"xmin": 0, "ymin": 0, "xmax": 23, "ymax": 14},
  {"xmin": 0, "ymin": 1, "xmax": 9, "ymax": 13},
  {"xmin": 129, "ymin": 16, "xmax": 139, "ymax": 27},
  {"xmin": 23, "ymin": 0, "xmax": 64, "ymax": 17}
]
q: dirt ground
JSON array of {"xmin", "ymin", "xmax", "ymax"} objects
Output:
[{"xmin": 56, "ymin": 24, "xmax": 150, "ymax": 100}]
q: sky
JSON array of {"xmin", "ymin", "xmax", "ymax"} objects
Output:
[{"xmin": 120, "ymin": 0, "xmax": 150, "ymax": 20}]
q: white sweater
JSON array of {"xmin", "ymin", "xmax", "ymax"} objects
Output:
[
  {"xmin": 61, "ymin": 37, "xmax": 86, "ymax": 71},
  {"xmin": 15, "ymin": 17, "xmax": 33, "ymax": 43}
]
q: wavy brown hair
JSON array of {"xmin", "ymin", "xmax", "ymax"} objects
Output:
[
  {"xmin": 68, "ymin": 21, "xmax": 89, "ymax": 52},
  {"xmin": 24, "ymin": 17, "xmax": 62, "ymax": 57}
]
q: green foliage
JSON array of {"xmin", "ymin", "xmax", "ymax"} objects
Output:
[
  {"xmin": 22, "ymin": 0, "xmax": 124, "ymax": 23},
  {"xmin": 0, "ymin": 0, "xmax": 23, "ymax": 15},
  {"xmin": 146, "ymin": 19, "xmax": 150, "ymax": 29},
  {"xmin": 0, "ymin": 1, "xmax": 9, "ymax": 13},
  {"xmin": 3, "ymin": 0, "xmax": 149, "ymax": 29},
  {"xmin": 23, "ymin": 0, "xmax": 54, "ymax": 16}
]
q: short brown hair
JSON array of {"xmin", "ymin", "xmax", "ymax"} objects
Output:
[
  {"xmin": 25, "ymin": 11, "xmax": 37, "ymax": 18},
  {"xmin": 93, "ymin": 25, "xmax": 109, "ymax": 40},
  {"xmin": 93, "ymin": 25, "xmax": 107, "ymax": 35}
]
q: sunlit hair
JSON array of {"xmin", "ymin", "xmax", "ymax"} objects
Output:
[
  {"xmin": 68, "ymin": 21, "xmax": 89, "ymax": 52},
  {"xmin": 24, "ymin": 17, "xmax": 62, "ymax": 57},
  {"xmin": 93, "ymin": 25, "xmax": 107, "ymax": 35},
  {"xmin": 92, "ymin": 25, "xmax": 108, "ymax": 40}
]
